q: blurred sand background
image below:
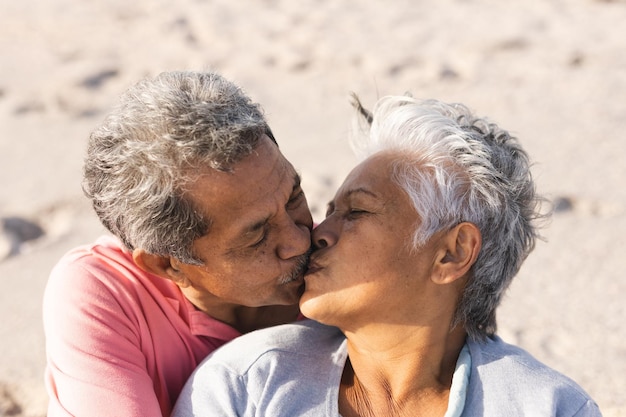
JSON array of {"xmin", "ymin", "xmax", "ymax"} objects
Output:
[{"xmin": 1, "ymin": 0, "xmax": 625, "ymax": 415}]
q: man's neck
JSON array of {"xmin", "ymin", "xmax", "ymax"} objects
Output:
[
  {"xmin": 230, "ymin": 304, "xmax": 301, "ymax": 334},
  {"xmin": 188, "ymin": 297, "xmax": 301, "ymax": 334},
  {"xmin": 180, "ymin": 286, "xmax": 301, "ymax": 333}
]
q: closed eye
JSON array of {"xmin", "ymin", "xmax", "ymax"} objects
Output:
[
  {"xmin": 325, "ymin": 203, "xmax": 368, "ymax": 220},
  {"xmin": 346, "ymin": 209, "xmax": 368, "ymax": 219},
  {"xmin": 286, "ymin": 190, "xmax": 305, "ymax": 210},
  {"xmin": 250, "ymin": 230, "xmax": 268, "ymax": 248},
  {"xmin": 325, "ymin": 202, "xmax": 335, "ymax": 218}
]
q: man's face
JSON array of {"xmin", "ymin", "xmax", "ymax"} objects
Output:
[{"xmin": 174, "ymin": 135, "xmax": 313, "ymax": 311}]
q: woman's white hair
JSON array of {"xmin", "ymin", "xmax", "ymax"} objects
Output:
[{"xmin": 350, "ymin": 94, "xmax": 547, "ymax": 341}]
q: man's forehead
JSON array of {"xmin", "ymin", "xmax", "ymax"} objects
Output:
[
  {"xmin": 192, "ymin": 162, "xmax": 301, "ymax": 233},
  {"xmin": 201, "ymin": 169, "xmax": 301, "ymax": 252}
]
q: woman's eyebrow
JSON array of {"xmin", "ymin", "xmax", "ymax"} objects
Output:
[
  {"xmin": 326, "ymin": 187, "xmax": 382, "ymax": 213},
  {"xmin": 343, "ymin": 187, "xmax": 379, "ymax": 200}
]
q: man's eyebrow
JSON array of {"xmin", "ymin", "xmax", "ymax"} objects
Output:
[
  {"xmin": 239, "ymin": 214, "xmax": 270, "ymax": 239},
  {"xmin": 240, "ymin": 173, "xmax": 301, "ymax": 238},
  {"xmin": 291, "ymin": 173, "xmax": 302, "ymax": 193}
]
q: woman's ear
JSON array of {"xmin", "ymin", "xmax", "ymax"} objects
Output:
[
  {"xmin": 432, "ymin": 222, "xmax": 481, "ymax": 285},
  {"xmin": 132, "ymin": 249, "xmax": 190, "ymax": 287}
]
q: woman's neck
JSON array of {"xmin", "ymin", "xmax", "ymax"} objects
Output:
[{"xmin": 339, "ymin": 323, "xmax": 467, "ymax": 417}]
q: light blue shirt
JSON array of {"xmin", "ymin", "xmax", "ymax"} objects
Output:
[
  {"xmin": 445, "ymin": 343, "xmax": 471, "ymax": 417},
  {"xmin": 172, "ymin": 320, "xmax": 601, "ymax": 416}
]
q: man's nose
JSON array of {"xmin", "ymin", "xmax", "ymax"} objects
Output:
[{"xmin": 276, "ymin": 217, "xmax": 311, "ymax": 260}]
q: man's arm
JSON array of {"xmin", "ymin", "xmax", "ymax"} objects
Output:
[{"xmin": 43, "ymin": 260, "xmax": 164, "ymax": 417}]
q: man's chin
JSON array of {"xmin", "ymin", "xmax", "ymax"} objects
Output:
[
  {"xmin": 279, "ymin": 279, "xmax": 305, "ymax": 305},
  {"xmin": 295, "ymin": 280, "xmax": 306, "ymax": 298}
]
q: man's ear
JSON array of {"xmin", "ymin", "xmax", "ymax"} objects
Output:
[
  {"xmin": 432, "ymin": 222, "xmax": 481, "ymax": 285},
  {"xmin": 132, "ymin": 249, "xmax": 190, "ymax": 288}
]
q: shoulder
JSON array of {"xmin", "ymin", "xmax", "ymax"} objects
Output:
[
  {"xmin": 468, "ymin": 335, "xmax": 584, "ymax": 388},
  {"xmin": 207, "ymin": 319, "xmax": 345, "ymax": 373},
  {"xmin": 45, "ymin": 236, "xmax": 124, "ymax": 304},
  {"xmin": 188, "ymin": 320, "xmax": 346, "ymax": 384},
  {"xmin": 43, "ymin": 235, "xmax": 171, "ymax": 330},
  {"xmin": 49, "ymin": 235, "xmax": 134, "ymax": 281},
  {"xmin": 466, "ymin": 335, "xmax": 601, "ymax": 416},
  {"xmin": 47, "ymin": 236, "xmax": 128, "ymax": 287},
  {"xmin": 45, "ymin": 235, "xmax": 170, "ymax": 302},
  {"xmin": 175, "ymin": 320, "xmax": 346, "ymax": 416}
]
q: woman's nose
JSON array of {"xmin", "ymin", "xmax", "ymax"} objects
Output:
[
  {"xmin": 312, "ymin": 219, "xmax": 337, "ymax": 249},
  {"xmin": 314, "ymin": 234, "xmax": 328, "ymax": 249}
]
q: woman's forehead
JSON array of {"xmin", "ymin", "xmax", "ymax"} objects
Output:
[{"xmin": 334, "ymin": 153, "xmax": 412, "ymax": 210}]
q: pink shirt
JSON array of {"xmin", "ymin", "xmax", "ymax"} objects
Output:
[{"xmin": 43, "ymin": 235, "xmax": 242, "ymax": 417}]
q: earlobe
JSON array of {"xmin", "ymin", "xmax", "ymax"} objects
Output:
[
  {"xmin": 133, "ymin": 249, "xmax": 190, "ymax": 287},
  {"xmin": 433, "ymin": 222, "xmax": 481, "ymax": 284}
]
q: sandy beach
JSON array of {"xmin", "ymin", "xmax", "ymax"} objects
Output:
[{"xmin": 1, "ymin": 0, "xmax": 625, "ymax": 415}]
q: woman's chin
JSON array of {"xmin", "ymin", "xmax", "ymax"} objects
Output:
[
  {"xmin": 298, "ymin": 292, "xmax": 324, "ymax": 320},
  {"xmin": 298, "ymin": 293, "xmax": 314, "ymax": 316}
]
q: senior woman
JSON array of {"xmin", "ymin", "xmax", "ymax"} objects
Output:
[{"xmin": 172, "ymin": 96, "xmax": 601, "ymax": 416}]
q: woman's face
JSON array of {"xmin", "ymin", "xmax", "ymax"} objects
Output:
[{"xmin": 300, "ymin": 152, "xmax": 445, "ymax": 330}]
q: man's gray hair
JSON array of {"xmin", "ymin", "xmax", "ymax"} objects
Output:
[
  {"xmin": 350, "ymin": 94, "xmax": 547, "ymax": 341},
  {"xmin": 83, "ymin": 71, "xmax": 273, "ymax": 264}
]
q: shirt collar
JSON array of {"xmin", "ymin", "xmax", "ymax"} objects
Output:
[{"xmin": 179, "ymin": 295, "xmax": 242, "ymax": 341}]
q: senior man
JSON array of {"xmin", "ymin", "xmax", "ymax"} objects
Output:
[{"xmin": 43, "ymin": 71, "xmax": 313, "ymax": 417}]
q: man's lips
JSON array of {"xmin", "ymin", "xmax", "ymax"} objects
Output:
[
  {"xmin": 279, "ymin": 253, "xmax": 310, "ymax": 285},
  {"xmin": 304, "ymin": 261, "xmax": 322, "ymax": 276}
]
